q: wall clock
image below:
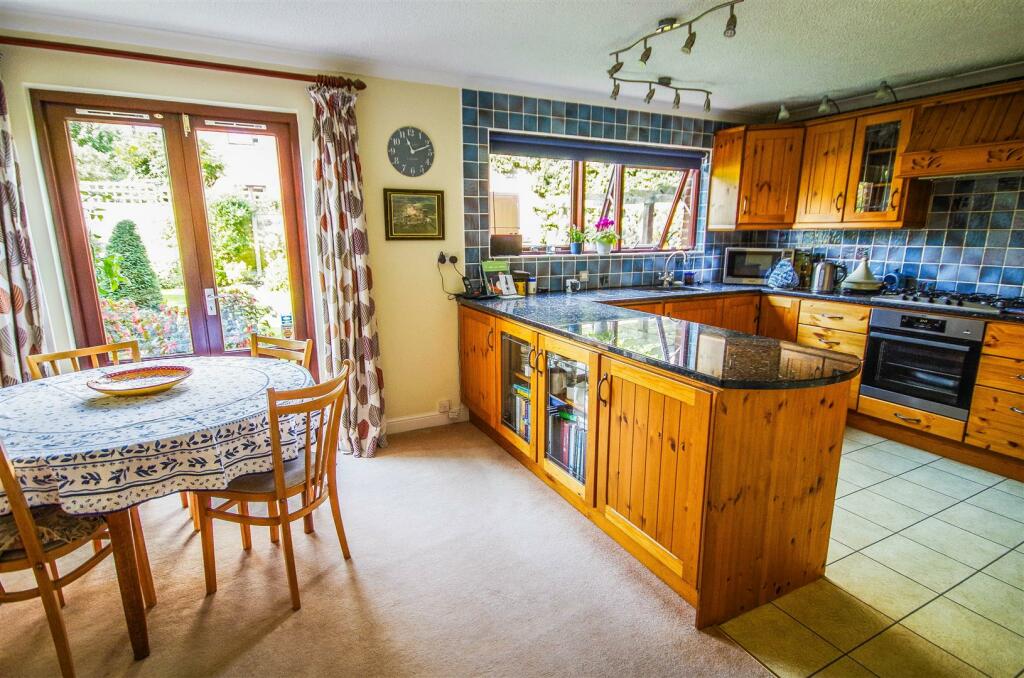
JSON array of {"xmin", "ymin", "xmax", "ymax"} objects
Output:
[{"xmin": 387, "ymin": 126, "xmax": 434, "ymax": 177}]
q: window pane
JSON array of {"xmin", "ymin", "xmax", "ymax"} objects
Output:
[
  {"xmin": 66, "ymin": 120, "xmax": 194, "ymax": 357},
  {"xmin": 583, "ymin": 161, "xmax": 615, "ymax": 230},
  {"xmin": 621, "ymin": 166, "xmax": 684, "ymax": 249},
  {"xmin": 196, "ymin": 129, "xmax": 295, "ymax": 352},
  {"xmin": 489, "ymin": 154, "xmax": 572, "ymax": 248},
  {"xmin": 663, "ymin": 170, "xmax": 699, "ymax": 250}
]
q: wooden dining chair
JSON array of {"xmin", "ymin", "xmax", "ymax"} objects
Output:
[
  {"xmin": 0, "ymin": 440, "xmax": 156, "ymax": 677},
  {"xmin": 250, "ymin": 333, "xmax": 313, "ymax": 368},
  {"xmin": 195, "ymin": 361, "xmax": 351, "ymax": 611},
  {"xmin": 27, "ymin": 340, "xmax": 141, "ymax": 380}
]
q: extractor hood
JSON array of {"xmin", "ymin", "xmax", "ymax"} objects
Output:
[{"xmin": 899, "ymin": 80, "xmax": 1024, "ymax": 178}]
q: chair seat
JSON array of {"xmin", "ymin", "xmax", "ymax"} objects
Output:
[
  {"xmin": 0, "ymin": 506, "xmax": 105, "ymax": 561},
  {"xmin": 224, "ymin": 457, "xmax": 309, "ymax": 494}
]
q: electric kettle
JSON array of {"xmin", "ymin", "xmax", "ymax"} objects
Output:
[{"xmin": 810, "ymin": 261, "xmax": 848, "ymax": 293}]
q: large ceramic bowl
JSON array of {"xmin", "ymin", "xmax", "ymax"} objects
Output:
[{"xmin": 87, "ymin": 365, "xmax": 193, "ymax": 396}]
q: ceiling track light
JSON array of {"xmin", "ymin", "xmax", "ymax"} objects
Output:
[
  {"xmin": 681, "ymin": 26, "xmax": 696, "ymax": 54},
  {"xmin": 875, "ymin": 80, "xmax": 898, "ymax": 102},
  {"xmin": 776, "ymin": 104, "xmax": 790, "ymax": 121},
  {"xmin": 724, "ymin": 6, "xmax": 737, "ymax": 37},
  {"xmin": 606, "ymin": 1, "xmax": 742, "ymax": 116},
  {"xmin": 817, "ymin": 95, "xmax": 840, "ymax": 114}
]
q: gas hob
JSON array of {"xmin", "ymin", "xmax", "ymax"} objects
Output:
[{"xmin": 869, "ymin": 290, "xmax": 1024, "ymax": 316}]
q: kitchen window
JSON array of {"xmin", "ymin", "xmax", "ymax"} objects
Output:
[{"xmin": 488, "ymin": 132, "xmax": 703, "ymax": 253}]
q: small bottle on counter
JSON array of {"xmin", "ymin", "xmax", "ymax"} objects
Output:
[{"xmin": 527, "ymin": 277, "xmax": 537, "ymax": 294}]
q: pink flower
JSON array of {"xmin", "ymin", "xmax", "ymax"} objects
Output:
[{"xmin": 594, "ymin": 217, "xmax": 615, "ymax": 231}]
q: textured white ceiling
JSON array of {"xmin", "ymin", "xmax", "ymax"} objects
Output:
[{"xmin": 2, "ymin": 0, "xmax": 1024, "ymax": 118}]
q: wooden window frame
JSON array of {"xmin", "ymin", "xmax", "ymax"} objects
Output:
[{"xmin": 31, "ymin": 89, "xmax": 316, "ymax": 373}]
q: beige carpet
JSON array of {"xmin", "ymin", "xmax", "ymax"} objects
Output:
[{"xmin": 0, "ymin": 423, "xmax": 764, "ymax": 677}]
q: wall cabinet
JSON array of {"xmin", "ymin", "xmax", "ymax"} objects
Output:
[
  {"xmin": 843, "ymin": 108, "xmax": 916, "ymax": 224},
  {"xmin": 458, "ymin": 305, "xmax": 496, "ymax": 425},
  {"xmin": 796, "ymin": 119, "xmax": 856, "ymax": 224},
  {"xmin": 708, "ymin": 126, "xmax": 804, "ymax": 230},
  {"xmin": 496, "ymin": 319, "xmax": 539, "ymax": 461},
  {"xmin": 758, "ymin": 295, "xmax": 800, "ymax": 341},
  {"xmin": 596, "ymin": 357, "xmax": 712, "ymax": 587}
]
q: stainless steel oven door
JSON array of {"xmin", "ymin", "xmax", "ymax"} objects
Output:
[{"xmin": 860, "ymin": 329, "xmax": 982, "ymax": 420}]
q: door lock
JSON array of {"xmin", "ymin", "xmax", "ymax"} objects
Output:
[{"xmin": 204, "ymin": 288, "xmax": 219, "ymax": 316}]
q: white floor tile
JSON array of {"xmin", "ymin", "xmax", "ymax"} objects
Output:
[
  {"xmin": 966, "ymin": 487, "xmax": 1024, "ymax": 523},
  {"xmin": 983, "ymin": 550, "xmax": 1024, "ymax": 590},
  {"xmin": 929, "ymin": 458, "xmax": 1005, "ymax": 487},
  {"xmin": 995, "ymin": 478, "xmax": 1024, "ymax": 499},
  {"xmin": 830, "ymin": 506, "xmax": 893, "ymax": 550},
  {"xmin": 845, "ymin": 447, "xmax": 921, "ymax": 475},
  {"xmin": 902, "ymin": 517, "xmax": 1011, "ymax": 569},
  {"xmin": 844, "ymin": 428, "xmax": 887, "ymax": 445},
  {"xmin": 839, "ymin": 457, "xmax": 892, "ymax": 488},
  {"xmin": 863, "ymin": 534, "xmax": 975, "ymax": 593},
  {"xmin": 872, "ymin": 439, "xmax": 941, "ymax": 464},
  {"xmin": 870, "ymin": 477, "xmax": 959, "ymax": 515},
  {"xmin": 937, "ymin": 503, "xmax": 1024, "ymax": 548},
  {"xmin": 902, "ymin": 465, "xmax": 988, "ymax": 500},
  {"xmin": 836, "ymin": 489, "xmax": 928, "ymax": 532}
]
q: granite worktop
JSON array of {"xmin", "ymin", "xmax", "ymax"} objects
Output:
[{"xmin": 460, "ymin": 288, "xmax": 861, "ymax": 390}]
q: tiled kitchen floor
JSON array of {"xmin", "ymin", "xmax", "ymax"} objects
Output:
[{"xmin": 720, "ymin": 427, "xmax": 1024, "ymax": 678}]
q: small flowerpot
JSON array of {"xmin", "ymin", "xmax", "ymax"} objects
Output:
[
  {"xmin": 596, "ymin": 241, "xmax": 612, "ymax": 255},
  {"xmin": 570, "ymin": 242, "xmax": 583, "ymax": 255}
]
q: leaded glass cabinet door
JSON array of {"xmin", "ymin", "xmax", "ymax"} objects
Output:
[
  {"xmin": 537, "ymin": 334, "xmax": 599, "ymax": 504},
  {"xmin": 496, "ymin": 320, "xmax": 538, "ymax": 461},
  {"xmin": 843, "ymin": 108, "xmax": 914, "ymax": 223}
]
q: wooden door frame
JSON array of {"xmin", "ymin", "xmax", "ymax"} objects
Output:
[{"xmin": 30, "ymin": 90, "xmax": 316, "ymax": 373}]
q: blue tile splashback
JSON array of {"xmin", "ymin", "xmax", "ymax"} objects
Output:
[{"xmin": 460, "ymin": 88, "xmax": 1024, "ymax": 299}]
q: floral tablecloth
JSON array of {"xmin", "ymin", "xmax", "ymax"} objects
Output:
[{"xmin": 0, "ymin": 356, "xmax": 313, "ymax": 515}]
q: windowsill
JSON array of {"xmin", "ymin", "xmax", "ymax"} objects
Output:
[{"xmin": 490, "ymin": 248, "xmax": 697, "ymax": 258}]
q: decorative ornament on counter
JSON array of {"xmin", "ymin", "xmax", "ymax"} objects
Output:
[
  {"xmin": 766, "ymin": 258, "xmax": 800, "ymax": 289},
  {"xmin": 841, "ymin": 256, "xmax": 884, "ymax": 293}
]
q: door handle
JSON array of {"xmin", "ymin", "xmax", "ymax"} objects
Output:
[
  {"xmin": 535, "ymin": 350, "xmax": 544, "ymax": 375},
  {"xmin": 528, "ymin": 347, "xmax": 537, "ymax": 370},
  {"xmin": 741, "ymin": 196, "xmax": 750, "ymax": 214},
  {"xmin": 893, "ymin": 412, "xmax": 922, "ymax": 424},
  {"xmin": 204, "ymin": 288, "xmax": 218, "ymax": 316},
  {"xmin": 818, "ymin": 338, "xmax": 841, "ymax": 346},
  {"xmin": 822, "ymin": 314, "xmax": 845, "ymax": 320},
  {"xmin": 1011, "ymin": 407, "xmax": 1024, "ymax": 416},
  {"xmin": 486, "ymin": 327, "xmax": 494, "ymax": 351},
  {"xmin": 889, "ymin": 188, "xmax": 901, "ymax": 211},
  {"xmin": 834, "ymin": 193, "xmax": 845, "ymax": 212},
  {"xmin": 597, "ymin": 372, "xmax": 610, "ymax": 406}
]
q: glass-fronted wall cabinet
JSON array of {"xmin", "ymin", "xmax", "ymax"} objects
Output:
[
  {"xmin": 496, "ymin": 320, "xmax": 539, "ymax": 461},
  {"xmin": 537, "ymin": 334, "xmax": 599, "ymax": 504},
  {"xmin": 844, "ymin": 108, "xmax": 914, "ymax": 223}
]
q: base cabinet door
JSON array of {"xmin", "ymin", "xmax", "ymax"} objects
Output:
[
  {"xmin": 666, "ymin": 298, "xmax": 723, "ymax": 326},
  {"xmin": 719, "ymin": 295, "xmax": 761, "ymax": 334},
  {"xmin": 758, "ymin": 295, "xmax": 800, "ymax": 341},
  {"xmin": 458, "ymin": 306, "xmax": 496, "ymax": 426},
  {"xmin": 596, "ymin": 358, "xmax": 712, "ymax": 587},
  {"xmin": 496, "ymin": 319, "xmax": 539, "ymax": 462},
  {"xmin": 537, "ymin": 334, "xmax": 600, "ymax": 504}
]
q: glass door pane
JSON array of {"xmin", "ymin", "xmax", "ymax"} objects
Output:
[
  {"xmin": 500, "ymin": 333, "xmax": 533, "ymax": 444},
  {"xmin": 852, "ymin": 121, "xmax": 900, "ymax": 214},
  {"xmin": 544, "ymin": 351, "xmax": 590, "ymax": 484},
  {"xmin": 65, "ymin": 120, "xmax": 195, "ymax": 357},
  {"xmin": 193, "ymin": 128, "xmax": 295, "ymax": 352}
]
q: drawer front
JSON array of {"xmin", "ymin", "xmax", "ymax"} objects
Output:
[
  {"xmin": 858, "ymin": 395, "xmax": 966, "ymax": 441},
  {"xmin": 798, "ymin": 300, "xmax": 870, "ymax": 334},
  {"xmin": 976, "ymin": 355, "xmax": 1024, "ymax": 395},
  {"xmin": 983, "ymin": 322, "xmax": 1024, "ymax": 361},
  {"xmin": 966, "ymin": 385, "xmax": 1024, "ymax": 460},
  {"xmin": 797, "ymin": 324, "xmax": 867, "ymax": 357}
]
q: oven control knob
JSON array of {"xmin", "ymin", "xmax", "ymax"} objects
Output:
[{"xmin": 945, "ymin": 299, "xmax": 953, "ymax": 305}]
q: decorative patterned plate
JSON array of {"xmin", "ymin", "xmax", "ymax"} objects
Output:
[{"xmin": 87, "ymin": 365, "xmax": 193, "ymax": 396}]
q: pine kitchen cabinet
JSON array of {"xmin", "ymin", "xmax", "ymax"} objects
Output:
[
  {"xmin": 758, "ymin": 294, "xmax": 801, "ymax": 341},
  {"xmin": 495, "ymin": 319, "xmax": 540, "ymax": 462},
  {"xmin": 458, "ymin": 305, "xmax": 496, "ymax": 426}
]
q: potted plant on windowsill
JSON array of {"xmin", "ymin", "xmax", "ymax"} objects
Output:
[
  {"xmin": 592, "ymin": 217, "xmax": 618, "ymax": 255},
  {"xmin": 568, "ymin": 224, "xmax": 587, "ymax": 255}
]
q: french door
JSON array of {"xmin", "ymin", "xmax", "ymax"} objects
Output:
[{"xmin": 34, "ymin": 91, "xmax": 313, "ymax": 363}]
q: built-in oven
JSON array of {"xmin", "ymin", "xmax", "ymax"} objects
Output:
[
  {"xmin": 860, "ymin": 309, "xmax": 985, "ymax": 421},
  {"xmin": 722, "ymin": 247, "xmax": 794, "ymax": 284}
]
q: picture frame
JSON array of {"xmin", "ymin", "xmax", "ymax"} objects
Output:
[{"xmin": 383, "ymin": 189, "xmax": 445, "ymax": 240}]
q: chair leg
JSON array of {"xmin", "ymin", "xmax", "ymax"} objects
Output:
[
  {"xmin": 197, "ymin": 495, "xmax": 217, "ymax": 595},
  {"xmin": 327, "ymin": 471, "xmax": 351, "ymax": 560},
  {"xmin": 277, "ymin": 499, "xmax": 301, "ymax": 611},
  {"xmin": 267, "ymin": 500, "xmax": 280, "ymax": 544},
  {"xmin": 238, "ymin": 501, "xmax": 252, "ymax": 551},
  {"xmin": 129, "ymin": 507, "xmax": 157, "ymax": 609},
  {"xmin": 47, "ymin": 561, "xmax": 66, "ymax": 607},
  {"xmin": 33, "ymin": 563, "xmax": 75, "ymax": 678},
  {"xmin": 189, "ymin": 493, "xmax": 201, "ymax": 533},
  {"xmin": 179, "ymin": 491, "xmax": 189, "ymax": 509},
  {"xmin": 302, "ymin": 490, "xmax": 315, "ymax": 535}
]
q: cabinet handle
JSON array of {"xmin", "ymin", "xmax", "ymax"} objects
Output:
[
  {"xmin": 536, "ymin": 350, "xmax": 544, "ymax": 374},
  {"xmin": 741, "ymin": 196, "xmax": 750, "ymax": 214},
  {"xmin": 889, "ymin": 188, "xmax": 901, "ymax": 211},
  {"xmin": 822, "ymin": 314, "xmax": 845, "ymax": 320},
  {"xmin": 486, "ymin": 327, "xmax": 494, "ymax": 350},
  {"xmin": 834, "ymin": 192, "xmax": 845, "ymax": 212},
  {"xmin": 1016, "ymin": 374, "xmax": 1024, "ymax": 381},
  {"xmin": 818, "ymin": 338, "xmax": 841, "ymax": 346},
  {"xmin": 528, "ymin": 347, "xmax": 537, "ymax": 370},
  {"xmin": 1011, "ymin": 407, "xmax": 1024, "ymax": 416},
  {"xmin": 893, "ymin": 412, "xmax": 922, "ymax": 424},
  {"xmin": 597, "ymin": 372, "xmax": 610, "ymax": 406}
]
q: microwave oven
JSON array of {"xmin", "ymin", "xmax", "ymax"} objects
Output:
[{"xmin": 722, "ymin": 247, "xmax": 794, "ymax": 284}]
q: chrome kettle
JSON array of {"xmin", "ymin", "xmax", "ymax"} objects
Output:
[{"xmin": 810, "ymin": 261, "xmax": 848, "ymax": 293}]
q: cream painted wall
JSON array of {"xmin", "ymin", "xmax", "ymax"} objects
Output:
[{"xmin": 1, "ymin": 42, "xmax": 465, "ymax": 426}]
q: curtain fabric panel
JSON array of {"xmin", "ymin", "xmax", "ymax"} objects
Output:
[
  {"xmin": 308, "ymin": 84, "xmax": 386, "ymax": 457},
  {"xmin": 0, "ymin": 76, "xmax": 46, "ymax": 386}
]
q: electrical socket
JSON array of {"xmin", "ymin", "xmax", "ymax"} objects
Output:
[
  {"xmin": 437, "ymin": 399, "xmax": 451, "ymax": 414},
  {"xmin": 578, "ymin": 270, "xmax": 589, "ymax": 282},
  {"xmin": 436, "ymin": 251, "xmax": 446, "ymax": 264},
  {"xmin": 447, "ymin": 406, "xmax": 461, "ymax": 420}
]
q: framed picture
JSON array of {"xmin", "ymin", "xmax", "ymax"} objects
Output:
[{"xmin": 383, "ymin": 189, "xmax": 445, "ymax": 240}]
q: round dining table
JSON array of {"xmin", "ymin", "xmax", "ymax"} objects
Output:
[{"xmin": 0, "ymin": 355, "xmax": 314, "ymax": 659}]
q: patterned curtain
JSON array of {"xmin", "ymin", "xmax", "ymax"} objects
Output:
[
  {"xmin": 308, "ymin": 84, "xmax": 386, "ymax": 457},
  {"xmin": 0, "ymin": 71, "xmax": 47, "ymax": 386}
]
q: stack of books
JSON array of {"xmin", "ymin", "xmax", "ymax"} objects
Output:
[
  {"xmin": 510, "ymin": 383, "xmax": 531, "ymax": 440},
  {"xmin": 547, "ymin": 396, "xmax": 586, "ymax": 483}
]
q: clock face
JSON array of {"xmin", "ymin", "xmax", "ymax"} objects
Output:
[{"xmin": 387, "ymin": 126, "xmax": 434, "ymax": 177}]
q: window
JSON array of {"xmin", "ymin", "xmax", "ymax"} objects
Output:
[{"xmin": 488, "ymin": 132, "xmax": 703, "ymax": 253}]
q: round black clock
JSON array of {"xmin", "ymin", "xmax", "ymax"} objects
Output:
[{"xmin": 387, "ymin": 126, "xmax": 434, "ymax": 177}]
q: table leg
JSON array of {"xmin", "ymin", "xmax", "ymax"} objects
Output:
[{"xmin": 106, "ymin": 509, "xmax": 150, "ymax": 660}]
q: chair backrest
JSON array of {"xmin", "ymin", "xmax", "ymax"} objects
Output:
[
  {"xmin": 266, "ymin": 360, "xmax": 350, "ymax": 501},
  {"xmin": 0, "ymin": 440, "xmax": 49, "ymax": 565},
  {"xmin": 27, "ymin": 341, "xmax": 141, "ymax": 380},
  {"xmin": 250, "ymin": 333, "xmax": 313, "ymax": 369}
]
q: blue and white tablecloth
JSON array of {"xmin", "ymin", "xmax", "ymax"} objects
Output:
[{"xmin": 0, "ymin": 356, "xmax": 313, "ymax": 515}]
